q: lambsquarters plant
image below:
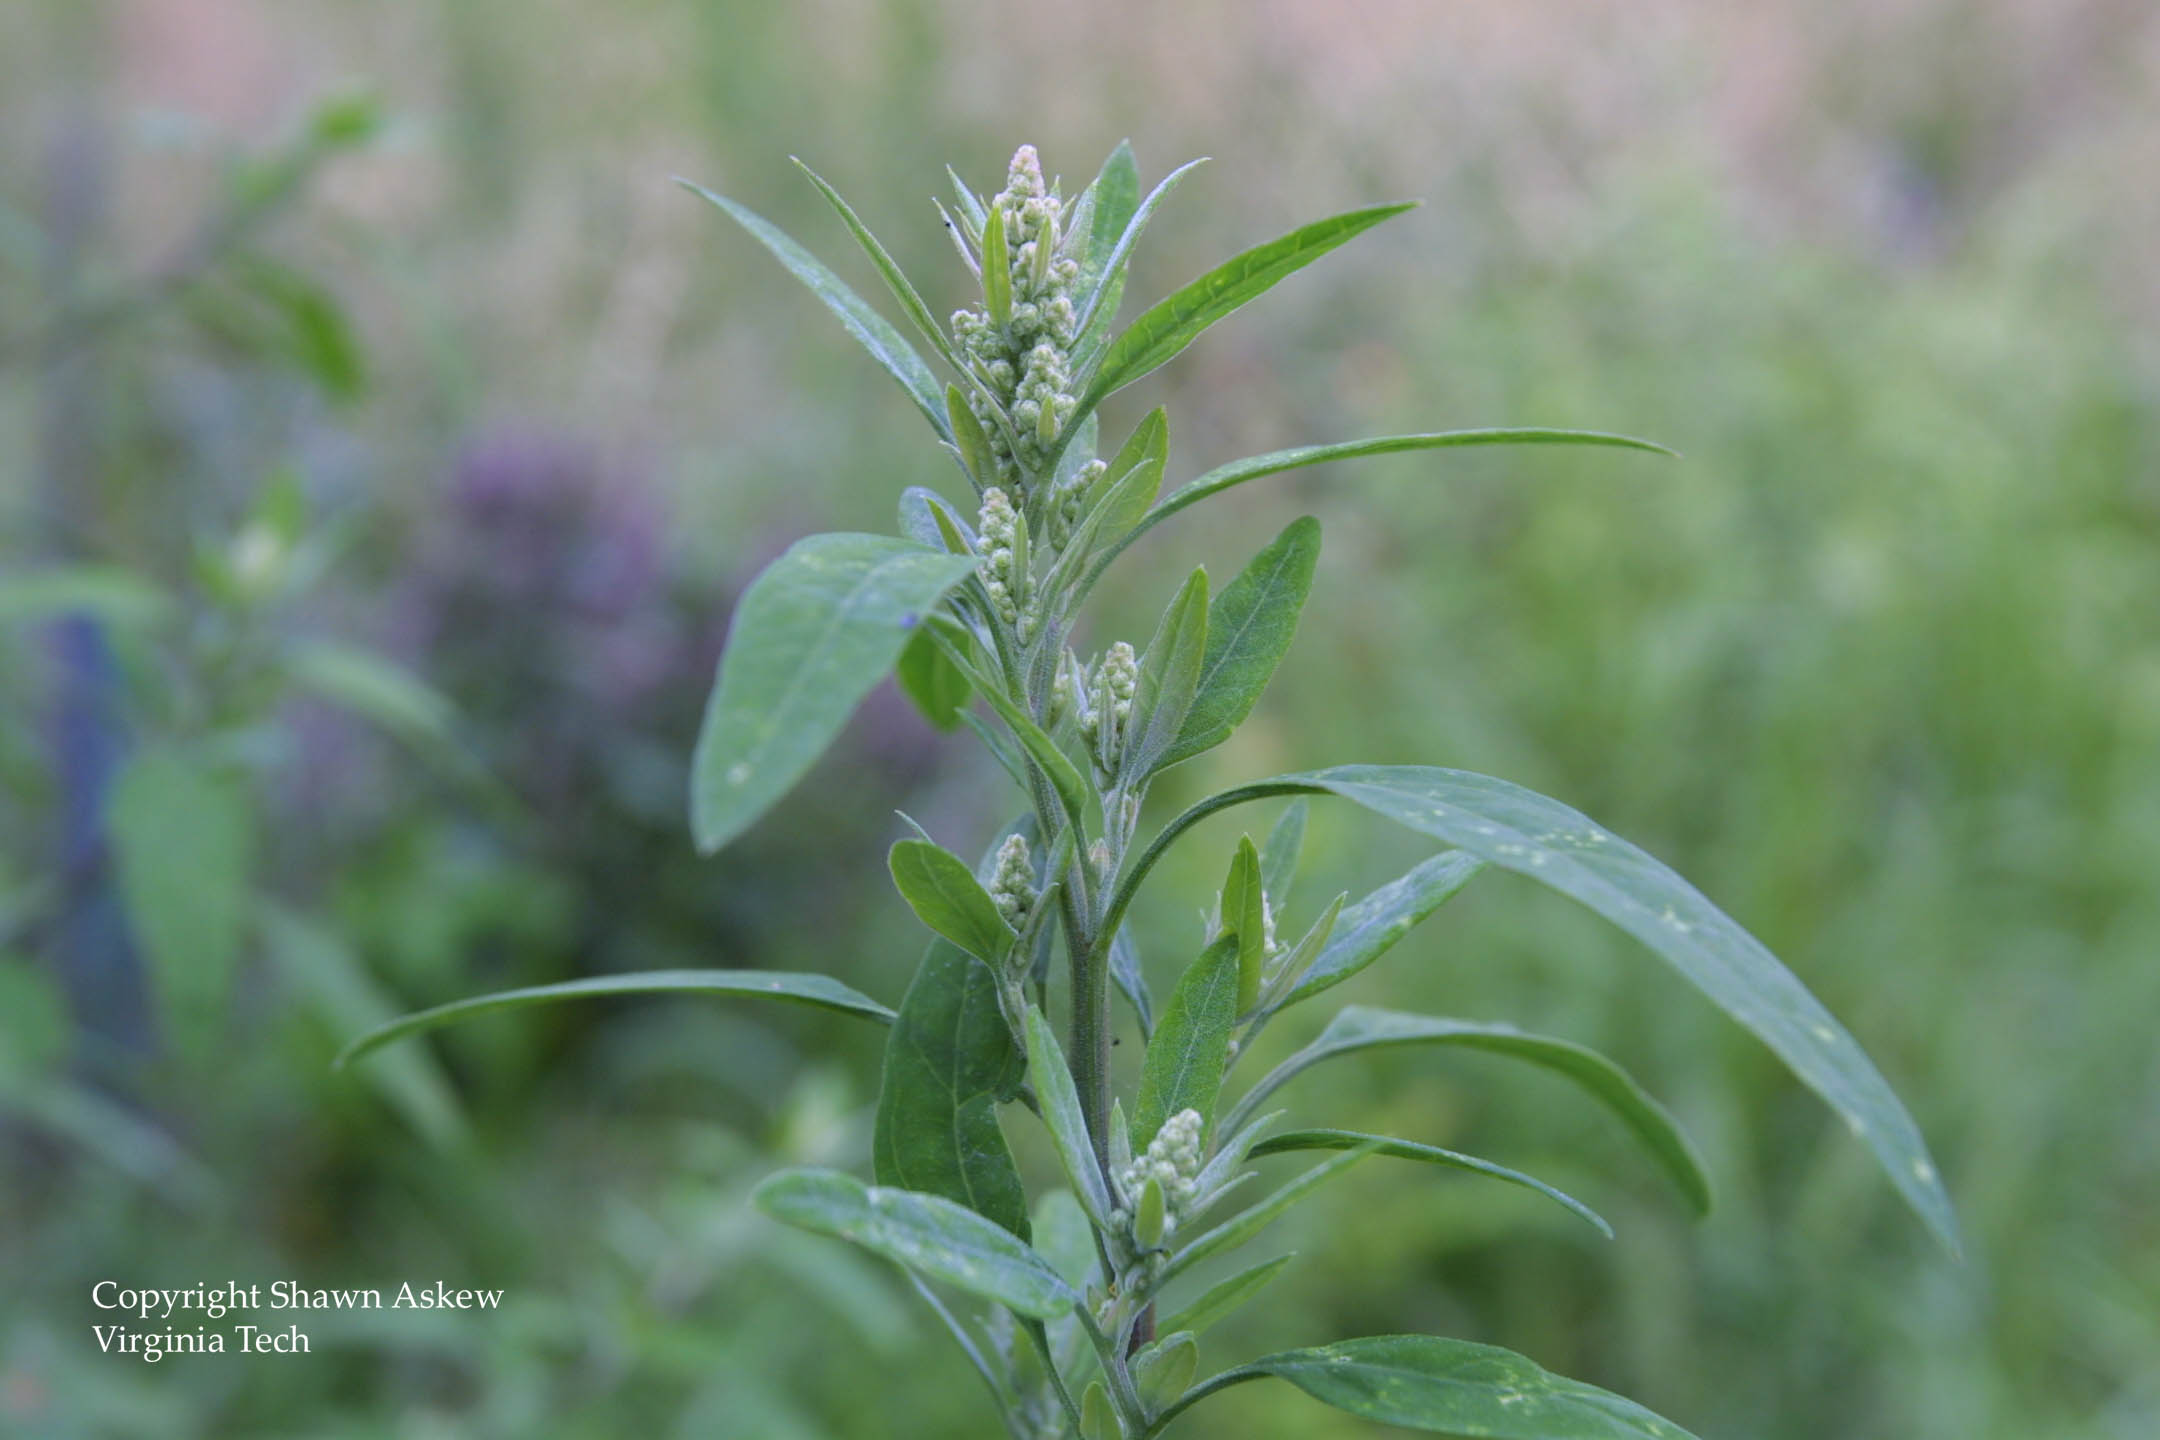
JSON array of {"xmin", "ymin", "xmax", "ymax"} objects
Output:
[{"xmin": 345, "ymin": 143, "xmax": 1959, "ymax": 1438}]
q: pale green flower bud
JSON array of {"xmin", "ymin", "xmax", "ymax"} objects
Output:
[
  {"xmin": 977, "ymin": 487, "xmax": 1024, "ymax": 626},
  {"xmin": 988, "ymin": 832, "xmax": 1035, "ymax": 929},
  {"xmin": 1086, "ymin": 641, "xmax": 1138, "ymax": 765}
]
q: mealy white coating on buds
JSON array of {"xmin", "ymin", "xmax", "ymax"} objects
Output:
[
  {"xmin": 1083, "ymin": 641, "xmax": 1137, "ymax": 767},
  {"xmin": 988, "ymin": 832, "xmax": 1035, "ymax": 929},
  {"xmin": 1111, "ymin": 1108, "xmax": 1206, "ymax": 1242},
  {"xmin": 949, "ymin": 145, "xmax": 1086, "ymax": 494},
  {"xmin": 977, "ymin": 487, "xmax": 1024, "ymax": 627},
  {"xmin": 1047, "ymin": 457, "xmax": 1107, "ymax": 547}
]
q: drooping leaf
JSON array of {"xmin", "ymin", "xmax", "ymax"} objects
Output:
[
  {"xmin": 889, "ymin": 840, "xmax": 1016, "ymax": 964},
  {"xmin": 691, "ymin": 533, "xmax": 976, "ymax": 853},
  {"xmin": 1282, "ymin": 852, "xmax": 1485, "ymax": 1006},
  {"xmin": 874, "ymin": 940, "xmax": 1030, "ymax": 1239},
  {"xmin": 1259, "ymin": 799, "xmax": 1308, "ymax": 911},
  {"xmin": 107, "ymin": 748, "xmax": 255, "ymax": 1059},
  {"xmin": 895, "ymin": 628, "xmax": 972, "ymax": 731},
  {"xmin": 1124, "ymin": 567, "xmax": 1209, "ymax": 779},
  {"xmin": 678, "ymin": 179, "xmax": 950, "ymax": 437},
  {"xmin": 1022, "ymin": 1007, "xmax": 1116, "ymax": 1227},
  {"xmin": 1159, "ymin": 1252, "xmax": 1295, "ymax": 1339},
  {"xmin": 1219, "ymin": 836, "xmax": 1268, "ymax": 1013},
  {"xmin": 1163, "ymin": 516, "xmax": 1319, "ymax": 770},
  {"xmin": 1250, "ymin": 1130, "xmax": 1612, "ymax": 1237},
  {"xmin": 754, "ymin": 1169, "xmax": 1074, "ymax": 1320},
  {"xmin": 1235, "ymin": 1007, "xmax": 1712, "ymax": 1215},
  {"xmin": 1132, "ymin": 934, "xmax": 1241, "ymax": 1150},
  {"xmin": 1078, "ymin": 203, "xmax": 1416, "ymax": 417},
  {"xmin": 1223, "ymin": 1335, "xmax": 1701, "ymax": 1439},
  {"xmin": 336, "ymin": 968, "xmax": 893, "ymax": 1068},
  {"xmin": 1277, "ymin": 765, "xmax": 1959, "ymax": 1252}
]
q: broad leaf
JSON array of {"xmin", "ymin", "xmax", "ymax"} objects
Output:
[
  {"xmin": 1079, "ymin": 202, "xmax": 1415, "ymax": 415},
  {"xmin": 1133, "ymin": 934, "xmax": 1241, "ymax": 1150},
  {"xmin": 1159, "ymin": 1252, "xmax": 1294, "ymax": 1339},
  {"xmin": 336, "ymin": 968, "xmax": 893, "ymax": 1068},
  {"xmin": 1236, "ymin": 1007, "xmax": 1711, "ymax": 1215},
  {"xmin": 1163, "ymin": 516, "xmax": 1319, "ymax": 770},
  {"xmin": 895, "ymin": 628, "xmax": 971, "ymax": 730},
  {"xmin": 888, "ymin": 840, "xmax": 1016, "ymax": 964},
  {"xmin": 1250, "ymin": 1130, "xmax": 1612, "ymax": 1237},
  {"xmin": 874, "ymin": 940, "xmax": 1031, "ymax": 1239},
  {"xmin": 1022, "ymin": 1007, "xmax": 1116, "ymax": 1227},
  {"xmin": 1282, "ymin": 852, "xmax": 1485, "ymax": 1005},
  {"xmin": 691, "ymin": 533, "xmax": 976, "ymax": 853},
  {"xmin": 678, "ymin": 180, "xmax": 949, "ymax": 437},
  {"xmin": 1281, "ymin": 765, "xmax": 1959, "ymax": 1252},
  {"xmin": 108, "ymin": 748, "xmax": 255, "ymax": 1060},
  {"xmin": 1230, "ymin": 1335, "xmax": 1700, "ymax": 1439},
  {"xmin": 1125, "ymin": 567, "xmax": 1209, "ymax": 779},
  {"xmin": 754, "ymin": 1169, "xmax": 1075, "ymax": 1321}
]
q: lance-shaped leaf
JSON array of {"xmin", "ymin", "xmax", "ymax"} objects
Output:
[
  {"xmin": 1132, "ymin": 934, "xmax": 1241, "ymax": 1150},
  {"xmin": 1260, "ymin": 799, "xmax": 1308, "ymax": 910},
  {"xmin": 1278, "ymin": 765, "xmax": 1959, "ymax": 1253},
  {"xmin": 754, "ymin": 1169, "xmax": 1075, "ymax": 1321},
  {"xmin": 1071, "ymin": 156, "xmax": 1208, "ymax": 336},
  {"xmin": 335, "ymin": 969, "xmax": 894, "ymax": 1068},
  {"xmin": 1085, "ymin": 408, "xmax": 1168, "ymax": 549},
  {"xmin": 1078, "ymin": 202, "xmax": 1415, "ymax": 418},
  {"xmin": 965, "ymin": 664, "xmax": 1092, "ymax": 832},
  {"xmin": 1163, "ymin": 516, "xmax": 1319, "ymax": 770},
  {"xmin": 792, "ymin": 160, "xmax": 963, "ymax": 374},
  {"xmin": 1281, "ymin": 852, "xmax": 1485, "ymax": 1006},
  {"xmin": 874, "ymin": 941, "xmax": 1031, "ymax": 1239},
  {"xmin": 1234, "ymin": 1007, "xmax": 1711, "ymax": 1215},
  {"xmin": 1250, "ymin": 1130, "xmax": 1612, "ymax": 1238},
  {"xmin": 691, "ymin": 534, "xmax": 976, "ymax": 854},
  {"xmin": 1074, "ymin": 140, "xmax": 1141, "ymax": 294},
  {"xmin": 895, "ymin": 628, "xmax": 971, "ymax": 731},
  {"xmin": 1124, "ymin": 567, "xmax": 1209, "ymax": 779},
  {"xmin": 678, "ymin": 180, "xmax": 949, "ymax": 438},
  {"xmin": 1110, "ymin": 925, "xmax": 1155, "ymax": 1038},
  {"xmin": 1158, "ymin": 1252, "xmax": 1295, "ymax": 1339},
  {"xmin": 1219, "ymin": 836, "xmax": 1268, "ymax": 1013},
  {"xmin": 1164, "ymin": 1142, "xmax": 1376, "ymax": 1282},
  {"xmin": 1200, "ymin": 1335, "xmax": 1700, "ymax": 1439},
  {"xmin": 889, "ymin": 840, "xmax": 1016, "ymax": 964},
  {"xmin": 1022, "ymin": 1007, "xmax": 1116, "ymax": 1227}
]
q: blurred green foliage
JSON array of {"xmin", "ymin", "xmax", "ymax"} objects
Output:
[{"xmin": 2, "ymin": 1, "xmax": 2155, "ymax": 1436}]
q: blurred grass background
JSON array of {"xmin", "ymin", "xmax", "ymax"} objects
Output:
[{"xmin": 3, "ymin": 1, "xmax": 2156, "ymax": 1436}]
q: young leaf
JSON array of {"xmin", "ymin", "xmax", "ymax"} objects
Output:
[
  {"xmin": 1022, "ymin": 1007, "xmax": 1116, "ymax": 1227},
  {"xmin": 1219, "ymin": 836, "xmax": 1268, "ymax": 1013},
  {"xmin": 335, "ymin": 968, "xmax": 895, "ymax": 1068},
  {"xmin": 1110, "ymin": 925, "xmax": 1155, "ymax": 1038},
  {"xmin": 1233, "ymin": 1007, "xmax": 1712, "ymax": 1215},
  {"xmin": 898, "ymin": 485, "xmax": 977, "ymax": 552},
  {"xmin": 793, "ymin": 160, "xmax": 964, "ymax": 373},
  {"xmin": 1132, "ymin": 934, "xmax": 1241, "ymax": 1150},
  {"xmin": 1086, "ymin": 408, "xmax": 1168, "ymax": 549},
  {"xmin": 1282, "ymin": 852, "xmax": 1486, "ymax": 1005},
  {"xmin": 1158, "ymin": 1252, "xmax": 1296, "ymax": 1339},
  {"xmin": 1280, "ymin": 764, "xmax": 1960, "ymax": 1253},
  {"xmin": 1250, "ymin": 1130, "xmax": 1613, "ymax": 1238},
  {"xmin": 889, "ymin": 840, "xmax": 1017, "ymax": 964},
  {"xmin": 690, "ymin": 534, "xmax": 976, "ymax": 854},
  {"xmin": 1071, "ymin": 157, "xmax": 1209, "ymax": 338},
  {"xmin": 1221, "ymin": 1335, "xmax": 1701, "ymax": 1439},
  {"xmin": 1076, "ymin": 140, "xmax": 1141, "ymax": 294},
  {"xmin": 964, "ymin": 665, "xmax": 1092, "ymax": 833},
  {"xmin": 1260, "ymin": 799, "xmax": 1308, "ymax": 910},
  {"xmin": 895, "ymin": 628, "xmax": 972, "ymax": 731},
  {"xmin": 1124, "ymin": 567, "xmax": 1209, "ymax": 778},
  {"xmin": 754, "ymin": 1169, "xmax": 1076, "ymax": 1321},
  {"xmin": 874, "ymin": 941, "xmax": 1031, "ymax": 1240},
  {"xmin": 678, "ymin": 180, "xmax": 950, "ymax": 438},
  {"xmin": 1078, "ymin": 203, "xmax": 1416, "ymax": 414},
  {"xmin": 946, "ymin": 384, "xmax": 998, "ymax": 491},
  {"xmin": 1162, "ymin": 516, "xmax": 1320, "ymax": 770},
  {"xmin": 981, "ymin": 203, "xmax": 1012, "ymax": 329}
]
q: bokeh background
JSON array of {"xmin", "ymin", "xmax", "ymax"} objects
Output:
[{"xmin": 4, "ymin": 1, "xmax": 2157, "ymax": 1436}]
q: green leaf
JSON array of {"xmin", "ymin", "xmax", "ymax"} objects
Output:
[
  {"xmin": 237, "ymin": 257, "xmax": 367, "ymax": 402},
  {"xmin": 1125, "ymin": 567, "xmax": 1209, "ymax": 778},
  {"xmin": 1283, "ymin": 764, "xmax": 1959, "ymax": 1252},
  {"xmin": 1072, "ymin": 157, "xmax": 1209, "ymax": 338},
  {"xmin": 1260, "ymin": 799, "xmax": 1308, "ymax": 910},
  {"xmin": 1079, "ymin": 202, "xmax": 1415, "ymax": 415},
  {"xmin": 286, "ymin": 642, "xmax": 457, "ymax": 746},
  {"xmin": 964, "ymin": 664, "xmax": 1092, "ymax": 833},
  {"xmin": 981, "ymin": 203, "xmax": 1012, "ymax": 329},
  {"xmin": 1283, "ymin": 852, "xmax": 1485, "ymax": 1006},
  {"xmin": 945, "ymin": 385, "xmax": 998, "ymax": 491},
  {"xmin": 0, "ymin": 567, "xmax": 173, "ymax": 629},
  {"xmin": 1110, "ymin": 925, "xmax": 1154, "ymax": 1038},
  {"xmin": 1237, "ymin": 1007, "xmax": 1712, "ymax": 1215},
  {"xmin": 1086, "ymin": 408, "xmax": 1168, "ymax": 549},
  {"xmin": 1076, "ymin": 140, "xmax": 1140, "ymax": 292},
  {"xmin": 1022, "ymin": 1007, "xmax": 1116, "ymax": 1227},
  {"xmin": 107, "ymin": 748, "xmax": 255, "ymax": 1059},
  {"xmin": 1133, "ymin": 934, "xmax": 1241, "ymax": 1150},
  {"xmin": 1250, "ymin": 1130, "xmax": 1612, "ymax": 1238},
  {"xmin": 691, "ymin": 533, "xmax": 976, "ymax": 853},
  {"xmin": 335, "ymin": 968, "xmax": 893, "ymax": 1068},
  {"xmin": 889, "ymin": 840, "xmax": 1017, "ymax": 964},
  {"xmin": 1220, "ymin": 836, "xmax": 1268, "ymax": 1013},
  {"xmin": 1163, "ymin": 516, "xmax": 1319, "ymax": 770},
  {"xmin": 1159, "ymin": 1253, "xmax": 1294, "ymax": 1339},
  {"xmin": 1165, "ymin": 1143, "xmax": 1375, "ymax": 1282},
  {"xmin": 678, "ymin": 179, "xmax": 950, "ymax": 438},
  {"xmin": 754, "ymin": 1169, "xmax": 1075, "ymax": 1321},
  {"xmin": 895, "ymin": 627, "xmax": 972, "ymax": 731},
  {"xmin": 1230, "ymin": 1335, "xmax": 1700, "ymax": 1438},
  {"xmin": 793, "ymin": 160, "xmax": 963, "ymax": 373},
  {"xmin": 874, "ymin": 940, "xmax": 1031, "ymax": 1239}
]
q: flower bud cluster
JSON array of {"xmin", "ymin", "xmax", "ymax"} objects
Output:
[
  {"xmin": 987, "ymin": 833, "xmax": 1035, "ymax": 930},
  {"xmin": 950, "ymin": 145, "xmax": 1085, "ymax": 492},
  {"xmin": 1111, "ymin": 1108, "xmax": 1205, "ymax": 1243},
  {"xmin": 977, "ymin": 487, "xmax": 1026, "ymax": 632},
  {"xmin": 1082, "ymin": 642, "xmax": 1137, "ymax": 768},
  {"xmin": 1046, "ymin": 458, "xmax": 1107, "ymax": 547}
]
